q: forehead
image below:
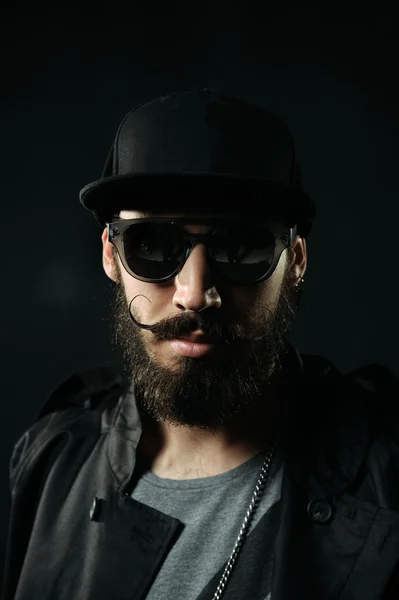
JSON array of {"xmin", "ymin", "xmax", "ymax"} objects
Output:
[
  {"xmin": 117, "ymin": 211, "xmax": 255, "ymax": 235},
  {"xmin": 118, "ymin": 210, "xmax": 238, "ymax": 219},
  {"xmin": 116, "ymin": 211, "xmax": 289, "ymax": 231}
]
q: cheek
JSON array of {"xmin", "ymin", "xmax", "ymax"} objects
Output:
[
  {"xmin": 228, "ymin": 276, "xmax": 279, "ymax": 311},
  {"xmin": 121, "ymin": 274, "xmax": 174, "ymax": 321},
  {"xmin": 220, "ymin": 288, "xmax": 262, "ymax": 327}
]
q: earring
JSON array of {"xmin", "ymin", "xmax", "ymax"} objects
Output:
[
  {"xmin": 294, "ymin": 277, "xmax": 305, "ymax": 291},
  {"xmin": 293, "ymin": 277, "xmax": 304, "ymax": 309}
]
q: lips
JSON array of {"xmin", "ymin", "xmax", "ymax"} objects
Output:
[
  {"xmin": 168, "ymin": 333, "xmax": 223, "ymax": 358},
  {"xmin": 177, "ymin": 333, "xmax": 222, "ymax": 344}
]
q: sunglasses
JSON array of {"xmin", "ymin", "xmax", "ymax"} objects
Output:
[{"xmin": 107, "ymin": 217, "xmax": 297, "ymax": 285}]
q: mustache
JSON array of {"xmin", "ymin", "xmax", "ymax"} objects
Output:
[{"xmin": 128, "ymin": 296, "xmax": 271, "ymax": 342}]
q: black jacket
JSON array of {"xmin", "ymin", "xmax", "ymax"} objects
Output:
[{"xmin": 2, "ymin": 344, "xmax": 399, "ymax": 599}]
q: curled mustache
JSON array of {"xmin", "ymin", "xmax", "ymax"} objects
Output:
[{"xmin": 128, "ymin": 295, "xmax": 271, "ymax": 342}]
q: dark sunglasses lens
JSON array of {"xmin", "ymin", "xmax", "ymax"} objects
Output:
[
  {"xmin": 210, "ymin": 227, "xmax": 275, "ymax": 283},
  {"xmin": 122, "ymin": 223, "xmax": 186, "ymax": 280}
]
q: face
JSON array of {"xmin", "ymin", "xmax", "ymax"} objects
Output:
[{"xmin": 102, "ymin": 210, "xmax": 307, "ymax": 429}]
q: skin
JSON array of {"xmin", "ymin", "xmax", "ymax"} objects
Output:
[{"xmin": 102, "ymin": 210, "xmax": 307, "ymax": 479}]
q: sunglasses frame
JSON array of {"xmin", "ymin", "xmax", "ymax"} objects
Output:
[{"xmin": 107, "ymin": 217, "xmax": 298, "ymax": 284}]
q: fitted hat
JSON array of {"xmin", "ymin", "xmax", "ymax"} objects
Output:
[{"xmin": 79, "ymin": 88, "xmax": 316, "ymax": 236}]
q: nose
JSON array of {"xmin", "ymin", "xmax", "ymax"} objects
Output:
[{"xmin": 173, "ymin": 243, "xmax": 222, "ymax": 312}]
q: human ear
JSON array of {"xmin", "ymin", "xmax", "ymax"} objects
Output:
[
  {"xmin": 290, "ymin": 236, "xmax": 307, "ymax": 283},
  {"xmin": 101, "ymin": 228, "xmax": 118, "ymax": 282}
]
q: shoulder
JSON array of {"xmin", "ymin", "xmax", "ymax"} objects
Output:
[
  {"xmin": 9, "ymin": 366, "xmax": 129, "ymax": 486},
  {"xmin": 301, "ymin": 350, "xmax": 399, "ymax": 400},
  {"xmin": 300, "ymin": 350, "xmax": 399, "ymax": 441},
  {"xmin": 35, "ymin": 365, "xmax": 128, "ymax": 420}
]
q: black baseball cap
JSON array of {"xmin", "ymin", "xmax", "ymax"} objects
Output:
[{"xmin": 79, "ymin": 88, "xmax": 316, "ymax": 235}]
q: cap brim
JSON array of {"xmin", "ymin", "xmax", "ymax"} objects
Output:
[{"xmin": 79, "ymin": 172, "xmax": 316, "ymax": 227}]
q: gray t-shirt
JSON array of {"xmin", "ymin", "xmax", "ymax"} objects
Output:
[{"xmin": 131, "ymin": 447, "xmax": 283, "ymax": 600}]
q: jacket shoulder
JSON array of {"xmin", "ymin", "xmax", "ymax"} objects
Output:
[
  {"xmin": 301, "ymin": 352, "xmax": 399, "ymax": 398},
  {"xmin": 35, "ymin": 365, "xmax": 128, "ymax": 420},
  {"xmin": 301, "ymin": 352, "xmax": 399, "ymax": 434},
  {"xmin": 346, "ymin": 361, "xmax": 399, "ymax": 397},
  {"xmin": 9, "ymin": 366, "xmax": 128, "ymax": 486}
]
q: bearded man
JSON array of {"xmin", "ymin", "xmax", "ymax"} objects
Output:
[{"xmin": 3, "ymin": 88, "xmax": 399, "ymax": 600}]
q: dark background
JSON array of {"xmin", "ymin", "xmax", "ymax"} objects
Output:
[{"xmin": 1, "ymin": 5, "xmax": 398, "ymax": 585}]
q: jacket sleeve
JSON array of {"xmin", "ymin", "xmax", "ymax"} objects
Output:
[
  {"xmin": 383, "ymin": 561, "xmax": 399, "ymax": 599},
  {"xmin": 2, "ymin": 366, "xmax": 126, "ymax": 600}
]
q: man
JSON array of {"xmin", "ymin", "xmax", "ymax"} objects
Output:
[{"xmin": 3, "ymin": 88, "xmax": 399, "ymax": 600}]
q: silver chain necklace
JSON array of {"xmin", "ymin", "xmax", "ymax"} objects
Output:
[{"xmin": 212, "ymin": 444, "xmax": 275, "ymax": 600}]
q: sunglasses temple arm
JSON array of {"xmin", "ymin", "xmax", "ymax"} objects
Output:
[{"xmin": 290, "ymin": 225, "xmax": 298, "ymax": 245}]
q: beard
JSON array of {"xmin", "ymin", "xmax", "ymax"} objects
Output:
[{"xmin": 110, "ymin": 259, "xmax": 300, "ymax": 429}]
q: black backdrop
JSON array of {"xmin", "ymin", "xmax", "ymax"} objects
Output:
[{"xmin": 1, "ymin": 5, "xmax": 398, "ymax": 586}]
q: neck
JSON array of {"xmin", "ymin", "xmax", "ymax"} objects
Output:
[{"xmin": 137, "ymin": 384, "xmax": 282, "ymax": 480}]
